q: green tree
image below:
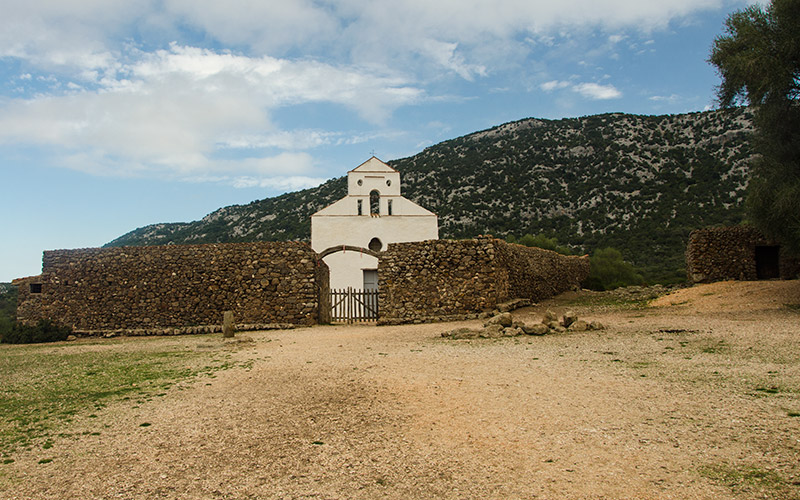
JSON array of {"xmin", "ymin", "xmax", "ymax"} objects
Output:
[
  {"xmin": 584, "ymin": 248, "xmax": 644, "ymax": 291},
  {"xmin": 709, "ymin": 0, "xmax": 800, "ymax": 253}
]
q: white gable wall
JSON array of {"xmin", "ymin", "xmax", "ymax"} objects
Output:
[{"xmin": 311, "ymin": 157, "xmax": 438, "ymax": 290}]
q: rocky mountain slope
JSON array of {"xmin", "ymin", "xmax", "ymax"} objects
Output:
[{"xmin": 108, "ymin": 108, "xmax": 755, "ymax": 283}]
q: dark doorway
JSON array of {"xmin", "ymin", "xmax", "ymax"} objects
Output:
[{"xmin": 755, "ymin": 246, "xmax": 780, "ymax": 279}]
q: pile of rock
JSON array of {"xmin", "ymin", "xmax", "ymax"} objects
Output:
[{"xmin": 441, "ymin": 310, "xmax": 604, "ymax": 340}]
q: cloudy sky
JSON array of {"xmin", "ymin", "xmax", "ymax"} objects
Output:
[{"xmin": 1, "ymin": 0, "xmax": 753, "ymax": 281}]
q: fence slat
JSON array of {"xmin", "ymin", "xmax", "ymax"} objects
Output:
[{"xmin": 328, "ymin": 288, "xmax": 378, "ymax": 323}]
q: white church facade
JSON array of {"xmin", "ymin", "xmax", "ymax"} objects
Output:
[{"xmin": 311, "ymin": 157, "xmax": 439, "ymax": 290}]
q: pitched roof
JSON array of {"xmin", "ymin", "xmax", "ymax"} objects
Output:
[{"xmin": 349, "ymin": 156, "xmax": 398, "ymax": 173}]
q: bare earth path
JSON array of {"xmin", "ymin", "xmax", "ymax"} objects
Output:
[{"xmin": 3, "ymin": 281, "xmax": 800, "ymax": 499}]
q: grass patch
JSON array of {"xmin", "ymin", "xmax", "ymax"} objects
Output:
[
  {"xmin": 0, "ymin": 337, "xmax": 240, "ymax": 457},
  {"xmin": 699, "ymin": 462, "xmax": 792, "ymax": 497}
]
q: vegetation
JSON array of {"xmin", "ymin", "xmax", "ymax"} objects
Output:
[
  {"xmin": 584, "ymin": 247, "xmax": 645, "ymax": 291},
  {"xmin": 108, "ymin": 109, "xmax": 756, "ymax": 285},
  {"xmin": 0, "ymin": 286, "xmax": 73, "ymax": 344},
  {"xmin": 0, "ymin": 284, "xmax": 16, "ymax": 339},
  {"xmin": 1, "ymin": 319, "xmax": 72, "ymax": 345},
  {"xmin": 710, "ymin": 0, "xmax": 800, "ymax": 254},
  {"xmin": 0, "ymin": 337, "xmax": 242, "ymax": 457},
  {"xmin": 506, "ymin": 233, "xmax": 572, "ymax": 255}
]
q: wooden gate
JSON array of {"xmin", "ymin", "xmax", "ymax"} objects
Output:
[{"xmin": 329, "ymin": 288, "xmax": 379, "ymax": 323}]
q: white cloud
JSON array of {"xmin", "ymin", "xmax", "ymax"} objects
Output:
[
  {"xmin": 540, "ymin": 80, "xmax": 622, "ymax": 100},
  {"xmin": 0, "ymin": 0, "xmax": 739, "ymax": 189},
  {"xmin": 0, "ymin": 44, "xmax": 424, "ymax": 181},
  {"xmin": 231, "ymin": 175, "xmax": 328, "ymax": 191},
  {"xmin": 650, "ymin": 94, "xmax": 681, "ymax": 103},
  {"xmin": 1, "ymin": 1, "xmax": 738, "ymax": 80},
  {"xmin": 573, "ymin": 82, "xmax": 622, "ymax": 100},
  {"xmin": 541, "ymin": 80, "xmax": 571, "ymax": 92}
]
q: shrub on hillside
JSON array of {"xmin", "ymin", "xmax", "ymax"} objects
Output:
[
  {"xmin": 0, "ymin": 319, "xmax": 72, "ymax": 344},
  {"xmin": 584, "ymin": 247, "xmax": 645, "ymax": 291},
  {"xmin": 507, "ymin": 233, "xmax": 572, "ymax": 255}
]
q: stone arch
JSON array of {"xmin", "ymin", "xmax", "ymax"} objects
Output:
[{"xmin": 318, "ymin": 245, "xmax": 382, "ymax": 259}]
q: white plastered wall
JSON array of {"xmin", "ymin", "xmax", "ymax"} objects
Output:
[{"xmin": 311, "ymin": 157, "xmax": 438, "ymax": 290}]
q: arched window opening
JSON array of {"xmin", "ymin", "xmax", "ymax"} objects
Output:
[
  {"xmin": 368, "ymin": 237, "xmax": 383, "ymax": 252},
  {"xmin": 370, "ymin": 190, "xmax": 380, "ymax": 215},
  {"xmin": 387, "ymin": 199, "xmax": 393, "ymax": 216},
  {"xmin": 357, "ymin": 199, "xmax": 363, "ymax": 215}
]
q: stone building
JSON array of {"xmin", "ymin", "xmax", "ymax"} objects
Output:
[
  {"xmin": 310, "ymin": 157, "xmax": 438, "ymax": 290},
  {"xmin": 13, "ymin": 158, "xmax": 593, "ymax": 334},
  {"xmin": 686, "ymin": 226, "xmax": 800, "ymax": 283}
]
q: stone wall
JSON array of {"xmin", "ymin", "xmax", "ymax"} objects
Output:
[
  {"xmin": 13, "ymin": 275, "xmax": 44, "ymax": 324},
  {"xmin": 16, "ymin": 241, "xmax": 328, "ymax": 333},
  {"xmin": 378, "ymin": 236, "xmax": 590, "ymax": 324},
  {"xmin": 686, "ymin": 226, "xmax": 800, "ymax": 283},
  {"xmin": 493, "ymin": 239, "xmax": 592, "ymax": 301}
]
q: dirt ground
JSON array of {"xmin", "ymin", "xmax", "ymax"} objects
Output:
[{"xmin": 2, "ymin": 280, "xmax": 800, "ymax": 499}]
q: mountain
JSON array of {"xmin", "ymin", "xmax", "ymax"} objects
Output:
[{"xmin": 107, "ymin": 108, "xmax": 755, "ymax": 283}]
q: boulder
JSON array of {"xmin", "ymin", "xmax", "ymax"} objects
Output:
[
  {"xmin": 523, "ymin": 323, "xmax": 550, "ymax": 336},
  {"xmin": 542, "ymin": 310, "xmax": 558, "ymax": 323},
  {"xmin": 562, "ymin": 310, "xmax": 578, "ymax": 327},
  {"xmin": 569, "ymin": 320, "xmax": 589, "ymax": 332},
  {"xmin": 589, "ymin": 321, "xmax": 605, "ymax": 330},
  {"xmin": 481, "ymin": 324, "xmax": 506, "ymax": 338},
  {"xmin": 442, "ymin": 327, "xmax": 481, "ymax": 339},
  {"xmin": 546, "ymin": 320, "xmax": 561, "ymax": 330},
  {"xmin": 485, "ymin": 312, "xmax": 513, "ymax": 328}
]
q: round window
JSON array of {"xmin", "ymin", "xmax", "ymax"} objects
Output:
[
  {"xmin": 368, "ymin": 237, "xmax": 382, "ymax": 252},
  {"xmin": 357, "ymin": 179, "xmax": 363, "ymax": 186},
  {"xmin": 386, "ymin": 179, "xmax": 391, "ymax": 186}
]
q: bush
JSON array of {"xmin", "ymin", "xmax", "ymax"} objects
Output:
[
  {"xmin": 0, "ymin": 319, "xmax": 72, "ymax": 344},
  {"xmin": 584, "ymin": 247, "xmax": 645, "ymax": 291},
  {"xmin": 507, "ymin": 233, "xmax": 573, "ymax": 255}
]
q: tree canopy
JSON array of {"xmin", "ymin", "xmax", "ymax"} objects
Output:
[{"xmin": 710, "ymin": 0, "xmax": 800, "ymax": 253}]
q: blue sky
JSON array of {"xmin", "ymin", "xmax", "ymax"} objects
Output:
[{"xmin": 1, "ymin": 0, "xmax": 754, "ymax": 282}]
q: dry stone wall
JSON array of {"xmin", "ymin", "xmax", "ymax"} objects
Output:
[
  {"xmin": 493, "ymin": 239, "xmax": 591, "ymax": 302},
  {"xmin": 686, "ymin": 226, "xmax": 800, "ymax": 283},
  {"xmin": 378, "ymin": 236, "xmax": 590, "ymax": 324},
  {"xmin": 17, "ymin": 242, "xmax": 328, "ymax": 333}
]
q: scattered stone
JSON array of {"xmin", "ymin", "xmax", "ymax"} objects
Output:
[
  {"xmin": 66, "ymin": 335, "xmax": 77, "ymax": 341},
  {"xmin": 523, "ymin": 323, "xmax": 550, "ymax": 336},
  {"xmin": 546, "ymin": 321, "xmax": 561, "ymax": 331},
  {"xmin": 589, "ymin": 321, "xmax": 605, "ymax": 330},
  {"xmin": 562, "ymin": 310, "xmax": 578, "ymax": 328},
  {"xmin": 442, "ymin": 327, "xmax": 481, "ymax": 339},
  {"xmin": 482, "ymin": 324, "xmax": 506, "ymax": 337},
  {"xmin": 504, "ymin": 327, "xmax": 524, "ymax": 337},
  {"xmin": 542, "ymin": 310, "xmax": 558, "ymax": 323},
  {"xmin": 485, "ymin": 312, "xmax": 513, "ymax": 328},
  {"xmin": 551, "ymin": 325, "xmax": 567, "ymax": 333},
  {"xmin": 569, "ymin": 320, "xmax": 589, "ymax": 332}
]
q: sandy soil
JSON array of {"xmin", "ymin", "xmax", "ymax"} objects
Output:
[{"xmin": 2, "ymin": 281, "xmax": 799, "ymax": 499}]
